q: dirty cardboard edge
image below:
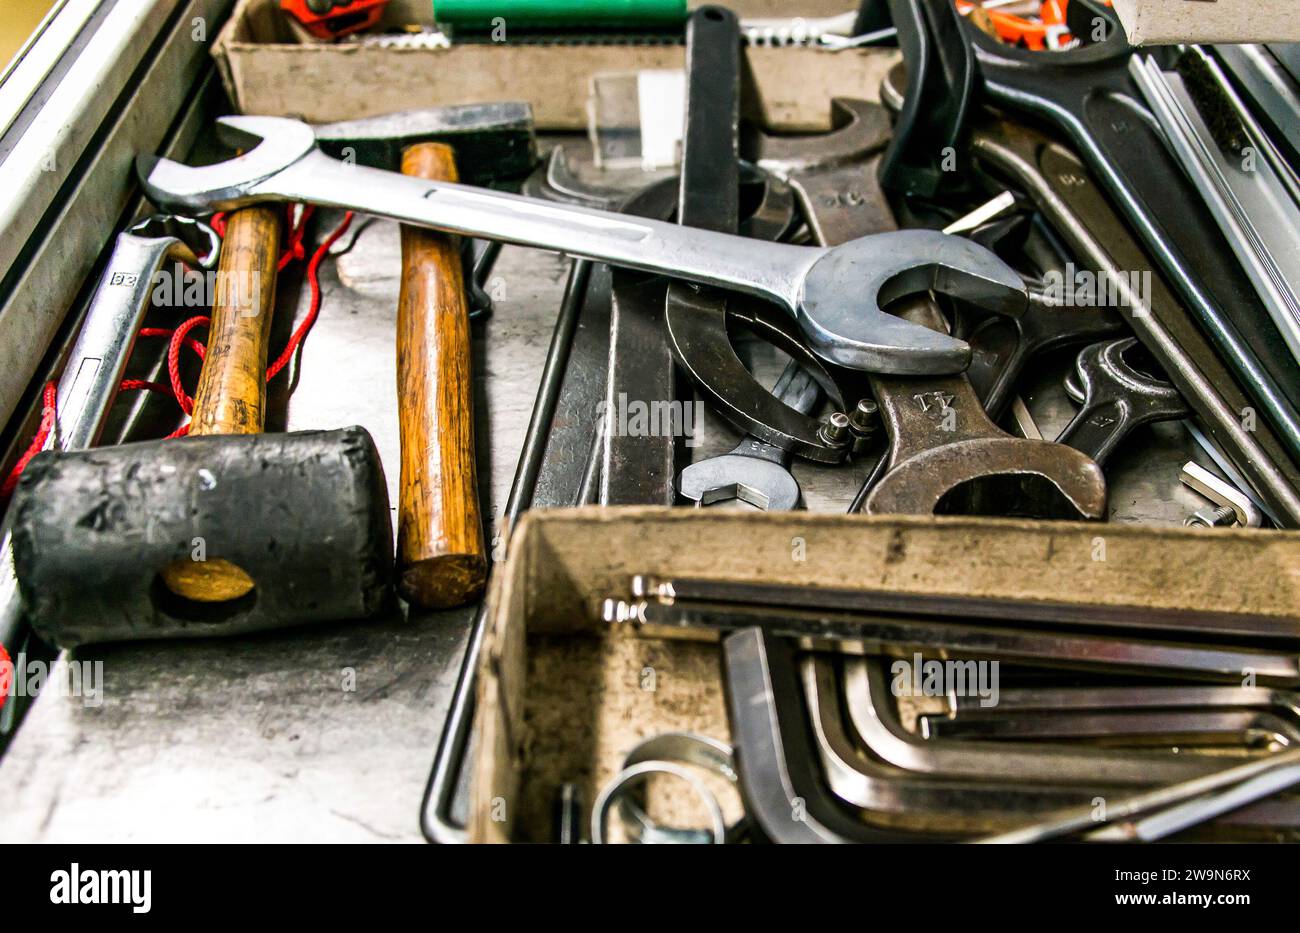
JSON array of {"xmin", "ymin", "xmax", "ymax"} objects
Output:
[
  {"xmin": 1112, "ymin": 0, "xmax": 1300, "ymax": 45},
  {"xmin": 464, "ymin": 507, "xmax": 1300, "ymax": 841},
  {"xmin": 212, "ymin": 0, "xmax": 899, "ymax": 129}
]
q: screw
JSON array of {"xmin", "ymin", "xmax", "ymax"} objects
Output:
[
  {"xmin": 818, "ymin": 411, "xmax": 851, "ymax": 447},
  {"xmin": 1185, "ymin": 505, "xmax": 1237, "ymax": 528}
]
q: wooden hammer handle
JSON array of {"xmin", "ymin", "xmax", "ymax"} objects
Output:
[
  {"xmin": 396, "ymin": 143, "xmax": 487, "ymax": 609},
  {"xmin": 161, "ymin": 205, "xmax": 280, "ymax": 603},
  {"xmin": 187, "ymin": 206, "xmax": 282, "ymax": 436}
]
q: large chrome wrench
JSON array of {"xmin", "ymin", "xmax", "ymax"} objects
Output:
[{"xmin": 135, "ymin": 115, "xmax": 1033, "ymax": 375}]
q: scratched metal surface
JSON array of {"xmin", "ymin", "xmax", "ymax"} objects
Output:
[{"xmin": 0, "ymin": 139, "xmax": 1214, "ymax": 843}]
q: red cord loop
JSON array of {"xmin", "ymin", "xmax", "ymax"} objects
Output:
[{"xmin": 1, "ymin": 205, "xmax": 352, "ymax": 500}]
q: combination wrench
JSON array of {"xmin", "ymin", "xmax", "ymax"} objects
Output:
[
  {"xmin": 0, "ymin": 216, "xmax": 217, "ymax": 744},
  {"xmin": 137, "ymin": 115, "xmax": 1034, "ymax": 376}
]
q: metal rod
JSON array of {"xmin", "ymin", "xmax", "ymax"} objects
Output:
[{"xmin": 420, "ymin": 256, "xmax": 593, "ymax": 844}]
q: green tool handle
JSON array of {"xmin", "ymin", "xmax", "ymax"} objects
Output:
[{"xmin": 432, "ymin": 0, "xmax": 687, "ymax": 28}]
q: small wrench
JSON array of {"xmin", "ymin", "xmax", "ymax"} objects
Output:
[
  {"xmin": 676, "ymin": 362, "xmax": 822, "ymax": 510},
  {"xmin": 1056, "ymin": 338, "xmax": 1190, "ymax": 466}
]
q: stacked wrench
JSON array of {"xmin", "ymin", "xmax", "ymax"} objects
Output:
[
  {"xmin": 785, "ymin": 158, "xmax": 1107, "ymax": 519},
  {"xmin": 1055, "ymin": 338, "xmax": 1190, "ymax": 466}
]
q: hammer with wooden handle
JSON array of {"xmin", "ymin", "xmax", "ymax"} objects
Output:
[
  {"xmin": 11, "ymin": 202, "xmax": 393, "ymax": 645},
  {"xmin": 396, "ymin": 143, "xmax": 487, "ymax": 609},
  {"xmin": 160, "ymin": 205, "xmax": 282, "ymax": 602}
]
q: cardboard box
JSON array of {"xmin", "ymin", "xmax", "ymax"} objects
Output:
[
  {"xmin": 1113, "ymin": 0, "xmax": 1300, "ymax": 45},
  {"xmin": 466, "ymin": 508, "xmax": 1300, "ymax": 843},
  {"xmin": 212, "ymin": 0, "xmax": 899, "ymax": 129}
]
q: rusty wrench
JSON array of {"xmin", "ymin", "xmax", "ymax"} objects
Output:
[{"xmin": 787, "ymin": 159, "xmax": 1106, "ymax": 519}]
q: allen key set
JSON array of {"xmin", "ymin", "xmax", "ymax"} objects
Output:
[{"xmin": 3, "ymin": 0, "xmax": 1300, "ymax": 855}]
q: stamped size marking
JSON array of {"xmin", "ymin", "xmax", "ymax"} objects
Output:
[
  {"xmin": 818, "ymin": 188, "xmax": 871, "ymax": 209},
  {"xmin": 109, "ymin": 272, "xmax": 139, "ymax": 287},
  {"xmin": 913, "ymin": 391, "xmax": 955, "ymax": 414}
]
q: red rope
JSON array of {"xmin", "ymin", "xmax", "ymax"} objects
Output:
[
  {"xmin": 0, "ymin": 206, "xmax": 353, "ymax": 500},
  {"xmin": 0, "ymin": 382, "xmax": 56, "ymax": 504},
  {"xmin": 0, "ymin": 640, "xmax": 10, "ymax": 710},
  {"xmin": 267, "ymin": 211, "xmax": 353, "ymax": 379}
]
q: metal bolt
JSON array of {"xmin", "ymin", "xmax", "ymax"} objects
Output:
[
  {"xmin": 1185, "ymin": 505, "xmax": 1237, "ymax": 528},
  {"xmin": 1178, "ymin": 461, "xmax": 1261, "ymax": 527},
  {"xmin": 818, "ymin": 411, "xmax": 851, "ymax": 447},
  {"xmin": 848, "ymin": 398, "xmax": 879, "ymax": 437}
]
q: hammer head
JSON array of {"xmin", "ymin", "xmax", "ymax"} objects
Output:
[
  {"xmin": 313, "ymin": 101, "xmax": 538, "ymax": 184},
  {"xmin": 137, "ymin": 115, "xmax": 317, "ymax": 215},
  {"xmin": 10, "ymin": 427, "xmax": 394, "ymax": 647}
]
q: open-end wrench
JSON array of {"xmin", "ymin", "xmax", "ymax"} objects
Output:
[
  {"xmin": 743, "ymin": 97, "xmax": 893, "ymax": 181},
  {"xmin": 137, "ymin": 115, "xmax": 1035, "ymax": 375},
  {"xmin": 960, "ymin": 283, "xmax": 1125, "ymax": 420},
  {"xmin": 787, "ymin": 159, "xmax": 1106, "ymax": 519},
  {"xmin": 877, "ymin": 62, "xmax": 1127, "ymax": 421},
  {"xmin": 1056, "ymin": 338, "xmax": 1190, "ymax": 466},
  {"xmin": 967, "ymin": 114, "xmax": 1300, "ymax": 527},
  {"xmin": 953, "ymin": 0, "xmax": 1300, "ymax": 458},
  {"xmin": 676, "ymin": 362, "xmax": 821, "ymax": 510}
]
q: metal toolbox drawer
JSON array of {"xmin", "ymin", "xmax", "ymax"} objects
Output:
[{"xmin": 2, "ymin": 0, "xmax": 1298, "ymax": 845}]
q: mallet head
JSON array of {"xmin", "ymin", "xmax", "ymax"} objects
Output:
[{"xmin": 10, "ymin": 426, "xmax": 394, "ymax": 647}]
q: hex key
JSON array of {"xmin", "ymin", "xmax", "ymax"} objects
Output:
[
  {"xmin": 948, "ymin": 684, "xmax": 1300, "ymax": 725},
  {"xmin": 976, "ymin": 747, "xmax": 1300, "ymax": 843},
  {"xmin": 802, "ymin": 658, "xmax": 1300, "ymax": 834},
  {"xmin": 722, "ymin": 627, "xmax": 935, "ymax": 842},
  {"xmin": 920, "ymin": 709, "xmax": 1300, "ymax": 748},
  {"xmin": 841, "ymin": 658, "xmax": 1241, "ymax": 784},
  {"xmin": 606, "ymin": 596, "xmax": 1300, "ymax": 686},
  {"xmin": 630, "ymin": 575, "xmax": 1300, "ymax": 643},
  {"xmin": 802, "ymin": 658, "xmax": 1122, "ymax": 825}
]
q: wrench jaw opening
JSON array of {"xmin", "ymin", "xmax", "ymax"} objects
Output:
[
  {"xmin": 796, "ymin": 231, "xmax": 1029, "ymax": 375},
  {"xmin": 676, "ymin": 455, "xmax": 803, "ymax": 511},
  {"xmin": 864, "ymin": 437, "xmax": 1109, "ymax": 520},
  {"xmin": 136, "ymin": 116, "xmax": 317, "ymax": 214}
]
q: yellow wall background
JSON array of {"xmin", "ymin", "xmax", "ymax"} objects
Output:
[{"xmin": 1, "ymin": 0, "xmax": 58, "ymax": 75}]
